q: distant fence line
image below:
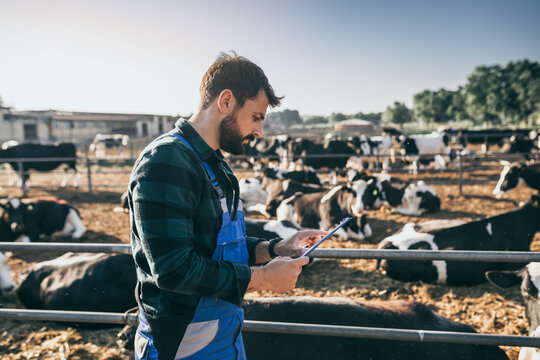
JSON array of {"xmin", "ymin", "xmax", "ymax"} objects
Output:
[{"xmin": 0, "ymin": 149, "xmax": 531, "ymax": 196}]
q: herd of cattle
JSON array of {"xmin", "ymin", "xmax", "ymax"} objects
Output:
[{"xmin": 1, "ymin": 128, "xmax": 540, "ymax": 358}]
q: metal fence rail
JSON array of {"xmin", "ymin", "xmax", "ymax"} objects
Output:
[
  {"xmin": 2, "ymin": 242, "xmax": 539, "ymax": 263},
  {"xmin": 0, "ymin": 308, "xmax": 538, "ymax": 348}
]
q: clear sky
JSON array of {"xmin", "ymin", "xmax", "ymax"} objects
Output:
[{"xmin": 0, "ymin": 0, "xmax": 539, "ymax": 117}]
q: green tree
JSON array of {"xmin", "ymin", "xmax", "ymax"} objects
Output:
[
  {"xmin": 265, "ymin": 109, "xmax": 302, "ymax": 129},
  {"xmin": 329, "ymin": 112, "xmax": 347, "ymax": 123},
  {"xmin": 303, "ymin": 115, "xmax": 329, "ymax": 125},
  {"xmin": 413, "ymin": 88, "xmax": 455, "ymax": 124},
  {"xmin": 382, "ymin": 102, "xmax": 412, "ymax": 127}
]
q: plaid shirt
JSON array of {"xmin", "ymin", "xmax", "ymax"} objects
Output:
[{"xmin": 128, "ymin": 118, "xmax": 264, "ymax": 320}]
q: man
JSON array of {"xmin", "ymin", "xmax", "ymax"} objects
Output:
[{"xmin": 128, "ymin": 52, "xmax": 326, "ymax": 360}]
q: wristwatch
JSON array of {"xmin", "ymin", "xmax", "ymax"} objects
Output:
[{"xmin": 268, "ymin": 238, "xmax": 282, "ymax": 258}]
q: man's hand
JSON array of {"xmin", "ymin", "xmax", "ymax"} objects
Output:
[
  {"xmin": 248, "ymin": 256, "xmax": 310, "ymax": 293},
  {"xmin": 275, "ymin": 230, "xmax": 328, "ymax": 257}
]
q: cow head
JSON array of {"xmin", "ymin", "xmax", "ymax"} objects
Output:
[
  {"xmin": 1, "ymin": 197, "xmax": 25, "ymax": 233},
  {"xmin": 493, "ymin": 161, "xmax": 522, "ymax": 198},
  {"xmin": 377, "ymin": 223, "xmax": 445, "ymax": 283},
  {"xmin": 0, "ymin": 252, "xmax": 16, "ymax": 294},
  {"xmin": 239, "ymin": 178, "xmax": 268, "ymax": 207},
  {"xmin": 486, "ymin": 263, "xmax": 540, "ymax": 331},
  {"xmin": 399, "ymin": 137, "xmax": 418, "ymax": 156}
]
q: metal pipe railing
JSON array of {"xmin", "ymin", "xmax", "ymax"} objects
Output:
[
  {"xmin": 0, "ymin": 308, "xmax": 537, "ymax": 348},
  {"xmin": 1, "ymin": 242, "xmax": 539, "ymax": 263}
]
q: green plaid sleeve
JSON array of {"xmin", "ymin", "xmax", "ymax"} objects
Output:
[{"xmin": 130, "ymin": 142, "xmax": 251, "ymax": 305}]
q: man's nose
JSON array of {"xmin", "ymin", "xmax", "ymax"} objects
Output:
[{"xmin": 254, "ymin": 123, "xmax": 263, "ymax": 138}]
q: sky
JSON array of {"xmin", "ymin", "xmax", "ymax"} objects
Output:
[{"xmin": 0, "ymin": 0, "xmax": 539, "ymax": 117}]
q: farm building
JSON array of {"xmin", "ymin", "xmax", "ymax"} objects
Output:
[{"xmin": 0, "ymin": 107, "xmax": 182, "ymax": 143}]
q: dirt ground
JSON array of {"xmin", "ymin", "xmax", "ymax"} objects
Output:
[{"xmin": 0, "ymin": 158, "xmax": 538, "ymax": 360}]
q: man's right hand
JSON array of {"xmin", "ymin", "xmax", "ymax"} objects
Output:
[{"xmin": 248, "ymin": 256, "xmax": 309, "ymax": 293}]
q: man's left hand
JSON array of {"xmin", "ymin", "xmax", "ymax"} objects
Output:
[{"xmin": 275, "ymin": 230, "xmax": 328, "ymax": 257}]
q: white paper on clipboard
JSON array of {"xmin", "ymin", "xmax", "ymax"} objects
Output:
[{"xmin": 300, "ymin": 217, "xmax": 353, "ymax": 257}]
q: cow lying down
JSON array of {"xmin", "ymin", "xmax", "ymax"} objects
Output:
[
  {"xmin": 0, "ymin": 196, "xmax": 86, "ymax": 242},
  {"xmin": 486, "ymin": 263, "xmax": 540, "ymax": 360},
  {"xmin": 17, "ymin": 252, "xmax": 137, "ymax": 312},
  {"xmin": 378, "ymin": 194, "xmax": 540, "ymax": 285},
  {"xmin": 0, "ymin": 252, "xmax": 16, "ymax": 294},
  {"xmin": 276, "ymin": 184, "xmax": 372, "ymax": 241},
  {"xmin": 241, "ymin": 296, "xmax": 508, "ymax": 360}
]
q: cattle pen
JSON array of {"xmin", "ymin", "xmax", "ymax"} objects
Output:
[
  {"xmin": 1, "ymin": 242, "xmax": 540, "ymax": 350},
  {"xmin": 1, "ymin": 132, "xmax": 539, "ymax": 359}
]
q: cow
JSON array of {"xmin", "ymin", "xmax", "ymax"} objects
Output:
[
  {"xmin": 486, "ymin": 264, "xmax": 540, "ymax": 360},
  {"xmin": 245, "ymin": 218, "xmax": 300, "ymax": 240},
  {"xmin": 0, "ymin": 142, "xmax": 79, "ymax": 187},
  {"xmin": 276, "ymin": 183, "xmax": 372, "ymax": 241},
  {"xmin": 1, "ymin": 197, "xmax": 86, "ymax": 242},
  {"xmin": 400, "ymin": 132, "xmax": 450, "ymax": 173},
  {"xmin": 347, "ymin": 135, "xmax": 393, "ymax": 172},
  {"xmin": 239, "ymin": 177, "xmax": 268, "ymax": 209},
  {"xmin": 263, "ymin": 167, "xmax": 324, "ymax": 186},
  {"xmin": 118, "ymin": 296, "xmax": 508, "ymax": 358},
  {"xmin": 263, "ymin": 178, "xmax": 328, "ymax": 217},
  {"xmin": 241, "ymin": 296, "xmax": 508, "ymax": 360},
  {"xmin": 89, "ymin": 133, "xmax": 129, "ymax": 158},
  {"xmin": 0, "ymin": 252, "xmax": 16, "ymax": 294},
  {"xmin": 287, "ymin": 137, "xmax": 356, "ymax": 170},
  {"xmin": 493, "ymin": 161, "xmax": 540, "ymax": 198},
  {"xmin": 383, "ymin": 180, "xmax": 441, "ymax": 216},
  {"xmin": 502, "ymin": 135, "xmax": 539, "ymax": 160},
  {"xmin": 377, "ymin": 194, "xmax": 540, "ymax": 285},
  {"xmin": 17, "ymin": 252, "xmax": 137, "ymax": 312}
]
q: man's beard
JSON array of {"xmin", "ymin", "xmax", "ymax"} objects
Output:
[{"xmin": 219, "ymin": 111, "xmax": 255, "ymax": 155}]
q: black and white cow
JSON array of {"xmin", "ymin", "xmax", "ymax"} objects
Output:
[
  {"xmin": 245, "ymin": 218, "xmax": 300, "ymax": 240},
  {"xmin": 346, "ymin": 135, "xmax": 393, "ymax": 172},
  {"xmin": 242, "ymin": 296, "xmax": 508, "ymax": 360},
  {"xmin": 503, "ymin": 135, "xmax": 539, "ymax": 160},
  {"xmin": 263, "ymin": 178, "xmax": 328, "ymax": 217},
  {"xmin": 0, "ymin": 142, "xmax": 79, "ymax": 187},
  {"xmin": 0, "ymin": 252, "xmax": 16, "ymax": 294},
  {"xmin": 89, "ymin": 133, "xmax": 129, "ymax": 158},
  {"xmin": 486, "ymin": 264, "xmax": 540, "ymax": 360},
  {"xmin": 400, "ymin": 132, "xmax": 450, "ymax": 173},
  {"xmin": 263, "ymin": 167, "xmax": 324, "ymax": 186},
  {"xmin": 378, "ymin": 195, "xmax": 540, "ymax": 285},
  {"xmin": 1, "ymin": 197, "xmax": 86, "ymax": 242},
  {"xmin": 17, "ymin": 252, "xmax": 137, "ymax": 312},
  {"xmin": 239, "ymin": 177, "xmax": 269, "ymax": 209},
  {"xmin": 383, "ymin": 180, "xmax": 441, "ymax": 216},
  {"xmin": 287, "ymin": 137, "xmax": 356, "ymax": 170},
  {"xmin": 493, "ymin": 161, "xmax": 540, "ymax": 198},
  {"xmin": 276, "ymin": 183, "xmax": 372, "ymax": 241}
]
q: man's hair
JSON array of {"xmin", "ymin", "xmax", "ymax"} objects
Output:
[{"xmin": 199, "ymin": 52, "xmax": 283, "ymax": 110}]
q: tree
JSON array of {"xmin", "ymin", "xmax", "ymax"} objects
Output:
[
  {"xmin": 265, "ymin": 109, "xmax": 303, "ymax": 129},
  {"xmin": 303, "ymin": 115, "xmax": 329, "ymax": 125},
  {"xmin": 382, "ymin": 102, "xmax": 412, "ymax": 127},
  {"xmin": 413, "ymin": 88, "xmax": 455, "ymax": 124},
  {"xmin": 329, "ymin": 112, "xmax": 347, "ymax": 123}
]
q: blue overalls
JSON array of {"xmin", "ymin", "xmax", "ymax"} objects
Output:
[{"xmin": 135, "ymin": 133, "xmax": 249, "ymax": 360}]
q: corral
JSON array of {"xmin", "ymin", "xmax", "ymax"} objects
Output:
[{"xmin": 0, "ymin": 147, "xmax": 538, "ymax": 360}]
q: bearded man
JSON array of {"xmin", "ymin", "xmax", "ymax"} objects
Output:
[{"xmin": 128, "ymin": 52, "xmax": 326, "ymax": 360}]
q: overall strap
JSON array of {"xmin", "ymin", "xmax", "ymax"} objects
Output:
[{"xmin": 165, "ymin": 133, "xmax": 224, "ymax": 199}]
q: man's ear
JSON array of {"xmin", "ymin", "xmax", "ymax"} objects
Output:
[{"xmin": 217, "ymin": 89, "xmax": 235, "ymax": 114}]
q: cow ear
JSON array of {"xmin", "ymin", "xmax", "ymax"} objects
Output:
[{"xmin": 485, "ymin": 270, "xmax": 521, "ymax": 289}]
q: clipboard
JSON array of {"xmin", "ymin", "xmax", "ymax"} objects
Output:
[{"xmin": 300, "ymin": 217, "xmax": 353, "ymax": 257}]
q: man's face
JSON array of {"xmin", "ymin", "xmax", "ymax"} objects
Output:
[{"xmin": 219, "ymin": 91, "xmax": 269, "ymax": 155}]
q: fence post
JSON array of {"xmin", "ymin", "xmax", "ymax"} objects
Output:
[
  {"xmin": 18, "ymin": 161, "xmax": 27, "ymax": 197},
  {"xmin": 86, "ymin": 157, "xmax": 93, "ymax": 194},
  {"xmin": 458, "ymin": 150, "xmax": 463, "ymax": 196}
]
